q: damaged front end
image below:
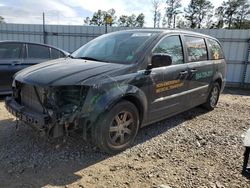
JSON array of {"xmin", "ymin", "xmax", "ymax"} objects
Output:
[{"xmin": 5, "ymin": 81, "xmax": 89, "ymax": 138}]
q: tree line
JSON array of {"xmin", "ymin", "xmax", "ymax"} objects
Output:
[
  {"xmin": 84, "ymin": 9, "xmax": 145, "ymax": 28},
  {"xmin": 153, "ymin": 0, "xmax": 250, "ymax": 29},
  {"xmin": 84, "ymin": 0, "xmax": 250, "ymax": 29},
  {"xmin": 1, "ymin": 0, "xmax": 249, "ymax": 29}
]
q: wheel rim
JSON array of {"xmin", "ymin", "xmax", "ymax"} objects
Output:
[
  {"xmin": 109, "ymin": 111, "xmax": 134, "ymax": 146},
  {"xmin": 210, "ymin": 86, "xmax": 219, "ymax": 107}
]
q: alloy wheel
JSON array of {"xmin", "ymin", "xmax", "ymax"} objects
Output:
[
  {"xmin": 210, "ymin": 86, "xmax": 219, "ymax": 107},
  {"xmin": 109, "ymin": 111, "xmax": 134, "ymax": 146}
]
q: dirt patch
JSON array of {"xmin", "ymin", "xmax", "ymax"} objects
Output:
[{"xmin": 0, "ymin": 89, "xmax": 249, "ymax": 188}]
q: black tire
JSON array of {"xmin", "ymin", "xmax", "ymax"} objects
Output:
[
  {"xmin": 91, "ymin": 100, "xmax": 139, "ymax": 154},
  {"xmin": 203, "ymin": 82, "xmax": 221, "ymax": 110}
]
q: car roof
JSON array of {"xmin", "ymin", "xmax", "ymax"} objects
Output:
[
  {"xmin": 0, "ymin": 40, "xmax": 69, "ymax": 55},
  {"xmin": 115, "ymin": 29, "xmax": 218, "ymax": 41}
]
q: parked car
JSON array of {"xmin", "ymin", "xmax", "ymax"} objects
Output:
[
  {"xmin": 5, "ymin": 30, "xmax": 226, "ymax": 154},
  {"xmin": 0, "ymin": 41, "xmax": 69, "ymax": 94}
]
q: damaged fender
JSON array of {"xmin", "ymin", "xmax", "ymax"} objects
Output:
[{"xmin": 82, "ymin": 84, "xmax": 148, "ymax": 130}]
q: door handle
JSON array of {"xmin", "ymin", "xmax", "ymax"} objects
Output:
[
  {"xmin": 179, "ymin": 71, "xmax": 188, "ymax": 75},
  {"xmin": 179, "ymin": 70, "xmax": 188, "ymax": 80},
  {"xmin": 11, "ymin": 61, "xmax": 21, "ymax": 66},
  {"xmin": 190, "ymin": 69, "xmax": 197, "ymax": 73},
  {"xmin": 188, "ymin": 69, "xmax": 198, "ymax": 80}
]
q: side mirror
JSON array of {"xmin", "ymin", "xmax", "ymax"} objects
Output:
[{"xmin": 150, "ymin": 53, "xmax": 172, "ymax": 68}]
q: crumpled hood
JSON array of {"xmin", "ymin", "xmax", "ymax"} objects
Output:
[{"xmin": 14, "ymin": 58, "xmax": 128, "ymax": 86}]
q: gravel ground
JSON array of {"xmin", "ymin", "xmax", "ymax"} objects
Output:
[{"xmin": 0, "ymin": 89, "xmax": 249, "ymax": 188}]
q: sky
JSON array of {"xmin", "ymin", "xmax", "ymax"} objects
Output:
[{"xmin": 0, "ymin": 0, "xmax": 223, "ymax": 27}]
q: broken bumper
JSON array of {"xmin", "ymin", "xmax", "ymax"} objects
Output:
[{"xmin": 5, "ymin": 97, "xmax": 49, "ymax": 128}]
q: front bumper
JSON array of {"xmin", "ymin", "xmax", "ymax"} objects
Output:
[{"xmin": 5, "ymin": 97, "xmax": 49, "ymax": 128}]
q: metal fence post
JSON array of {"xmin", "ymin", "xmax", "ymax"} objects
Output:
[
  {"xmin": 241, "ymin": 39, "xmax": 250, "ymax": 87},
  {"xmin": 43, "ymin": 12, "xmax": 47, "ymax": 44}
]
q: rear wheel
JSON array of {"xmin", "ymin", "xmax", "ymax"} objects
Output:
[
  {"xmin": 203, "ymin": 82, "xmax": 220, "ymax": 110},
  {"xmin": 92, "ymin": 100, "xmax": 139, "ymax": 154}
]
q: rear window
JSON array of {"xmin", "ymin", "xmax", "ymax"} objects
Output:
[
  {"xmin": 27, "ymin": 44, "xmax": 50, "ymax": 59},
  {"xmin": 185, "ymin": 36, "xmax": 208, "ymax": 62},
  {"xmin": 207, "ymin": 39, "xmax": 224, "ymax": 60},
  {"xmin": 0, "ymin": 43, "xmax": 22, "ymax": 59}
]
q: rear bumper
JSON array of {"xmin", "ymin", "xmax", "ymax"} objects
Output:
[{"xmin": 5, "ymin": 97, "xmax": 49, "ymax": 128}]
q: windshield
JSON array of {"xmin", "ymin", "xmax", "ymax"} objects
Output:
[{"xmin": 71, "ymin": 32, "xmax": 158, "ymax": 64}]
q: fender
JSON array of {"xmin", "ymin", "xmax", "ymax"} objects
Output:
[
  {"xmin": 212, "ymin": 71, "xmax": 224, "ymax": 92},
  {"xmin": 83, "ymin": 84, "xmax": 148, "ymax": 126},
  {"xmin": 213, "ymin": 71, "xmax": 223, "ymax": 83}
]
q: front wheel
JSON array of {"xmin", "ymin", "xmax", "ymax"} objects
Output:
[
  {"xmin": 92, "ymin": 100, "xmax": 139, "ymax": 154},
  {"xmin": 203, "ymin": 82, "xmax": 221, "ymax": 110}
]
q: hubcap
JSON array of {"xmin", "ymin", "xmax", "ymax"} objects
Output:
[
  {"xmin": 109, "ymin": 111, "xmax": 134, "ymax": 146},
  {"xmin": 210, "ymin": 86, "xmax": 219, "ymax": 107}
]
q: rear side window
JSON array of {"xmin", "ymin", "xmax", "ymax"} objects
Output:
[
  {"xmin": 0, "ymin": 43, "xmax": 22, "ymax": 59},
  {"xmin": 153, "ymin": 35, "xmax": 184, "ymax": 65},
  {"xmin": 207, "ymin": 39, "xmax": 224, "ymax": 60},
  {"xmin": 27, "ymin": 44, "xmax": 50, "ymax": 59},
  {"xmin": 185, "ymin": 36, "xmax": 208, "ymax": 62},
  {"xmin": 51, "ymin": 48, "xmax": 65, "ymax": 59}
]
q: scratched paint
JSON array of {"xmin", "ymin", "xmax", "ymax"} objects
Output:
[{"xmin": 195, "ymin": 70, "xmax": 213, "ymax": 80}]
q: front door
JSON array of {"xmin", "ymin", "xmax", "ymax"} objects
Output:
[{"xmin": 147, "ymin": 35, "xmax": 189, "ymax": 122}]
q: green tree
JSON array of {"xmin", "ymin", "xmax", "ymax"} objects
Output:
[
  {"xmin": 106, "ymin": 8, "xmax": 117, "ymax": 26},
  {"xmin": 184, "ymin": 0, "xmax": 214, "ymax": 28},
  {"xmin": 156, "ymin": 12, "xmax": 161, "ymax": 28},
  {"xmin": 90, "ymin": 9, "xmax": 116, "ymax": 26},
  {"xmin": 215, "ymin": 5, "xmax": 225, "ymax": 28},
  {"xmin": 238, "ymin": 20, "xmax": 250, "ymax": 29},
  {"xmin": 235, "ymin": 0, "xmax": 250, "ymax": 29},
  {"xmin": 215, "ymin": 0, "xmax": 250, "ymax": 29},
  {"xmin": 166, "ymin": 0, "xmax": 182, "ymax": 28},
  {"xmin": 118, "ymin": 13, "xmax": 145, "ymax": 27},
  {"xmin": 118, "ymin": 15, "xmax": 129, "ymax": 27},
  {"xmin": 216, "ymin": 0, "xmax": 241, "ymax": 29},
  {"xmin": 162, "ymin": 16, "xmax": 167, "ymax": 27},
  {"xmin": 84, "ymin": 17, "xmax": 90, "ymax": 25},
  {"xmin": 152, "ymin": 0, "xmax": 161, "ymax": 28},
  {"xmin": 176, "ymin": 16, "xmax": 189, "ymax": 29},
  {"xmin": 0, "ymin": 16, "xmax": 5, "ymax": 23},
  {"xmin": 184, "ymin": 1, "xmax": 197, "ymax": 28},
  {"xmin": 127, "ymin": 14, "xmax": 137, "ymax": 27},
  {"xmin": 136, "ymin": 13, "xmax": 145, "ymax": 27},
  {"xmin": 90, "ymin": 10, "xmax": 104, "ymax": 26}
]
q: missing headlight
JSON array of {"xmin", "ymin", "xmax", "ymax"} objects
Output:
[{"xmin": 45, "ymin": 86, "xmax": 88, "ymax": 115}]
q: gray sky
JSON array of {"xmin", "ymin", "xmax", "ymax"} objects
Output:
[{"xmin": 0, "ymin": 0, "xmax": 223, "ymax": 27}]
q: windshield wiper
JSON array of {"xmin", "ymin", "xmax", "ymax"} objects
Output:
[
  {"xmin": 77, "ymin": 56, "xmax": 103, "ymax": 62},
  {"xmin": 67, "ymin": 54, "xmax": 75, "ymax": 58}
]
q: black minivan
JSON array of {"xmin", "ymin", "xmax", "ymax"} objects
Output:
[
  {"xmin": 5, "ymin": 30, "xmax": 226, "ymax": 153},
  {"xmin": 0, "ymin": 41, "xmax": 68, "ymax": 94}
]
